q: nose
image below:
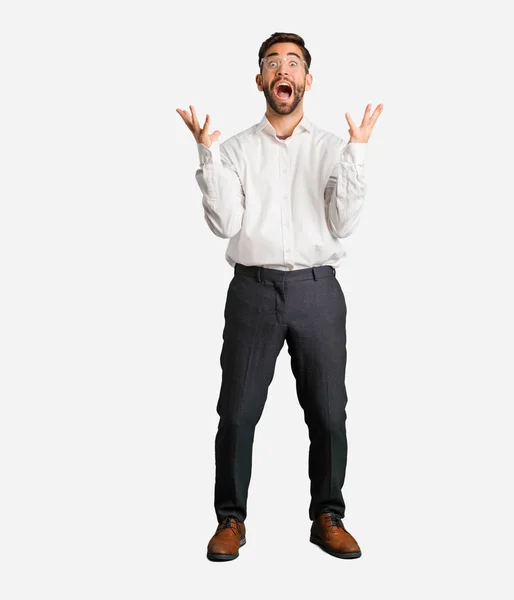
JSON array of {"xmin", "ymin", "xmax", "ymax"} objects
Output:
[{"xmin": 276, "ymin": 65, "xmax": 290, "ymax": 78}]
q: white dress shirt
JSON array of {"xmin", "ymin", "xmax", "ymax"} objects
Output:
[{"xmin": 195, "ymin": 112, "xmax": 367, "ymax": 271}]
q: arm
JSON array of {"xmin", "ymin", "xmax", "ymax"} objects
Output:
[
  {"xmin": 195, "ymin": 141, "xmax": 245, "ymax": 239},
  {"xmin": 324, "ymin": 142, "xmax": 367, "ymax": 238}
]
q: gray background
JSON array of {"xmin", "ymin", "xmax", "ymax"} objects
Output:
[{"xmin": 1, "ymin": 0, "xmax": 513, "ymax": 598}]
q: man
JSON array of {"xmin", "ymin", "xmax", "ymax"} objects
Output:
[{"xmin": 176, "ymin": 32, "xmax": 383, "ymax": 561}]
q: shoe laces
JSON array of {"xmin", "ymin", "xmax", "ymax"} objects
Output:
[
  {"xmin": 216, "ymin": 516, "xmax": 240, "ymax": 536},
  {"xmin": 325, "ymin": 512, "xmax": 344, "ymax": 529}
]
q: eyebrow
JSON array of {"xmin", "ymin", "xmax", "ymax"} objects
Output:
[{"xmin": 264, "ymin": 52, "xmax": 302, "ymax": 60}]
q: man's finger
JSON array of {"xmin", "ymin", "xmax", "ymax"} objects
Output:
[
  {"xmin": 362, "ymin": 104, "xmax": 371, "ymax": 124},
  {"xmin": 176, "ymin": 108, "xmax": 193, "ymax": 131},
  {"xmin": 369, "ymin": 104, "xmax": 383, "ymax": 126},
  {"xmin": 345, "ymin": 112, "xmax": 357, "ymax": 131},
  {"xmin": 177, "ymin": 107, "xmax": 193, "ymax": 125},
  {"xmin": 201, "ymin": 113, "xmax": 210, "ymax": 135},
  {"xmin": 190, "ymin": 105, "xmax": 201, "ymax": 133}
]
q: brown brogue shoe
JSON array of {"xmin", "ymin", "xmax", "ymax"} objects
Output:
[
  {"xmin": 310, "ymin": 512, "xmax": 361, "ymax": 559},
  {"xmin": 207, "ymin": 516, "xmax": 246, "ymax": 561}
]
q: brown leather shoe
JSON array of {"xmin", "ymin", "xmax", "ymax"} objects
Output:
[
  {"xmin": 310, "ymin": 512, "xmax": 362, "ymax": 559},
  {"xmin": 206, "ymin": 516, "xmax": 246, "ymax": 561}
]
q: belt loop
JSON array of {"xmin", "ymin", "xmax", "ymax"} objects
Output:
[
  {"xmin": 312, "ymin": 267, "xmax": 318, "ymax": 281},
  {"xmin": 257, "ymin": 266, "xmax": 262, "ymax": 283}
]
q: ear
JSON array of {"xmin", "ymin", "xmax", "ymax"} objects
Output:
[
  {"xmin": 256, "ymin": 73, "xmax": 263, "ymax": 91},
  {"xmin": 305, "ymin": 73, "xmax": 313, "ymax": 91}
]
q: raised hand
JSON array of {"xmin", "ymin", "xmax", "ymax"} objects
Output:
[
  {"xmin": 176, "ymin": 104, "xmax": 221, "ymax": 148},
  {"xmin": 345, "ymin": 104, "xmax": 383, "ymax": 143}
]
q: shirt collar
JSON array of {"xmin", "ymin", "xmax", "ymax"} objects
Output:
[{"xmin": 255, "ymin": 113, "xmax": 313, "ymax": 137}]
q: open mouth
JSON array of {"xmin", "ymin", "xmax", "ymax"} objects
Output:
[{"xmin": 273, "ymin": 81, "xmax": 293, "ymax": 101}]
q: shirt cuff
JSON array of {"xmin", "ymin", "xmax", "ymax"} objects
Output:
[
  {"xmin": 342, "ymin": 142, "xmax": 367, "ymax": 164},
  {"xmin": 197, "ymin": 141, "xmax": 222, "ymax": 165}
]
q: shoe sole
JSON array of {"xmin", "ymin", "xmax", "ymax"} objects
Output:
[
  {"xmin": 310, "ymin": 535, "xmax": 362, "ymax": 559},
  {"xmin": 206, "ymin": 538, "xmax": 246, "ymax": 561}
]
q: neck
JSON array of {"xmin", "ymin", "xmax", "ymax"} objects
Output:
[{"xmin": 265, "ymin": 106, "xmax": 304, "ymax": 137}]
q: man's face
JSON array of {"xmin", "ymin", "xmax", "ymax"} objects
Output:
[{"xmin": 256, "ymin": 42, "xmax": 312, "ymax": 115}]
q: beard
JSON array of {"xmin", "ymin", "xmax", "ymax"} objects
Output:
[{"xmin": 263, "ymin": 80, "xmax": 304, "ymax": 115}]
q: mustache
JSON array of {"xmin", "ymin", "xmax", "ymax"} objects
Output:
[{"xmin": 272, "ymin": 79, "xmax": 294, "ymax": 88}]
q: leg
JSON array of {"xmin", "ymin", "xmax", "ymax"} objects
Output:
[
  {"xmin": 214, "ymin": 273, "xmax": 286, "ymax": 523},
  {"xmin": 286, "ymin": 275, "xmax": 349, "ymax": 521}
]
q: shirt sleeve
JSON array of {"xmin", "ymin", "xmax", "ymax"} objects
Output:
[
  {"xmin": 195, "ymin": 141, "xmax": 246, "ymax": 239},
  {"xmin": 324, "ymin": 142, "xmax": 367, "ymax": 238}
]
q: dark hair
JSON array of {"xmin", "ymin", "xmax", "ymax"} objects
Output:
[{"xmin": 258, "ymin": 32, "xmax": 311, "ymax": 74}]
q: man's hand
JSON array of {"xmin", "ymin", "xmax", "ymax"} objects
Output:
[
  {"xmin": 176, "ymin": 105, "xmax": 221, "ymax": 148},
  {"xmin": 346, "ymin": 103, "xmax": 383, "ymax": 143}
]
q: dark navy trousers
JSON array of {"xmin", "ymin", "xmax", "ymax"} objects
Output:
[{"xmin": 214, "ymin": 262, "xmax": 350, "ymax": 523}]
